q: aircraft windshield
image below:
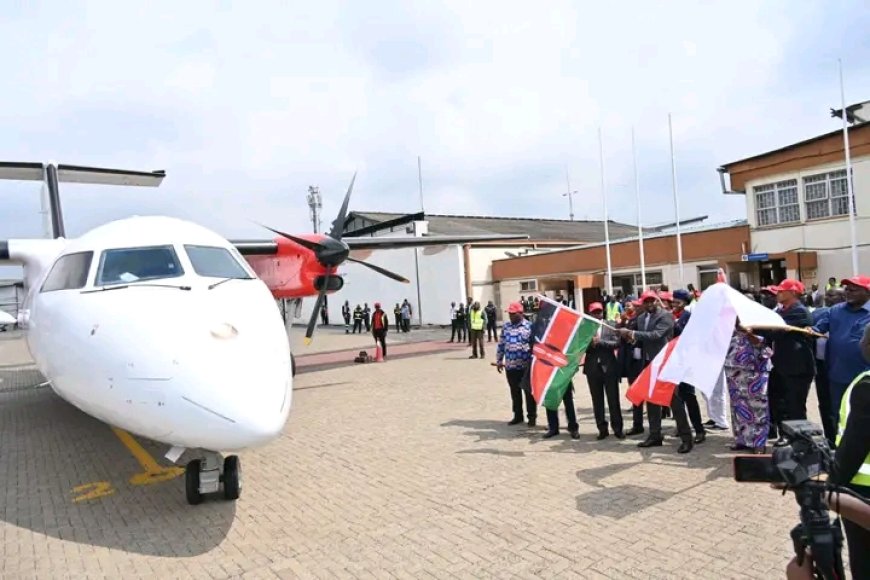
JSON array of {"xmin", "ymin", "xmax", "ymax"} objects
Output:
[
  {"xmin": 96, "ymin": 246, "xmax": 184, "ymax": 286},
  {"xmin": 184, "ymin": 245, "xmax": 251, "ymax": 279}
]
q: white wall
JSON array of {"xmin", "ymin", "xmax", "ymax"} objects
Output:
[{"xmin": 743, "ymin": 155, "xmax": 870, "ymax": 280}]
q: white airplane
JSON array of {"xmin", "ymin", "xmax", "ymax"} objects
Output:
[{"xmin": 0, "ymin": 161, "xmax": 527, "ymax": 504}]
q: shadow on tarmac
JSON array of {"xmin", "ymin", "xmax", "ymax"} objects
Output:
[{"xmin": 0, "ymin": 384, "xmax": 235, "ymax": 557}]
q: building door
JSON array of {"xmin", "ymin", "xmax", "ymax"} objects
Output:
[
  {"xmin": 759, "ymin": 259, "xmax": 786, "ymax": 286},
  {"xmin": 581, "ymin": 287, "xmax": 602, "ymax": 312},
  {"xmin": 566, "ymin": 279, "xmax": 576, "ymax": 307}
]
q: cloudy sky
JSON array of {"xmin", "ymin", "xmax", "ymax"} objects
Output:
[{"xmin": 1, "ymin": 0, "xmax": 869, "ymax": 243}]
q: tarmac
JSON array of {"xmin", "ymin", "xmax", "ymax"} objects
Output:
[{"xmin": 0, "ymin": 325, "xmax": 840, "ymax": 578}]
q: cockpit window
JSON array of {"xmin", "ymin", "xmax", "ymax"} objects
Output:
[
  {"xmin": 40, "ymin": 251, "xmax": 93, "ymax": 292},
  {"xmin": 96, "ymin": 245, "xmax": 184, "ymax": 286},
  {"xmin": 184, "ymin": 245, "xmax": 251, "ymax": 279}
]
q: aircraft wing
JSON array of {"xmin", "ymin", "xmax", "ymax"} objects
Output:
[
  {"xmin": 343, "ymin": 234, "xmax": 530, "ymax": 250},
  {"xmin": 232, "ymin": 234, "xmax": 530, "ymax": 255}
]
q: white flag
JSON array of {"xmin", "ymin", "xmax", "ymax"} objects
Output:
[{"xmin": 658, "ymin": 283, "xmax": 786, "ymax": 398}]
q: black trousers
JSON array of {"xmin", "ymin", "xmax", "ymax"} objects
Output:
[
  {"xmin": 486, "ymin": 320, "xmax": 497, "ymax": 341},
  {"xmin": 768, "ymin": 370, "xmax": 813, "ymax": 435},
  {"xmin": 456, "ymin": 321, "xmax": 466, "ymax": 341},
  {"xmin": 373, "ymin": 330, "xmax": 386, "ymax": 357},
  {"xmin": 678, "ymin": 383, "xmax": 706, "ymax": 434},
  {"xmin": 648, "ymin": 389, "xmax": 692, "ymax": 442},
  {"xmin": 844, "ymin": 485, "xmax": 870, "ymax": 579},
  {"xmin": 470, "ymin": 329, "xmax": 485, "ymax": 357},
  {"xmin": 450, "ymin": 319, "xmax": 459, "ymax": 341},
  {"xmin": 587, "ymin": 371, "xmax": 623, "ymax": 435},
  {"xmin": 814, "ymin": 360, "xmax": 836, "ymax": 444},
  {"xmin": 506, "ymin": 368, "xmax": 536, "ymax": 421},
  {"xmin": 394, "ymin": 317, "xmax": 401, "ymax": 332},
  {"xmin": 546, "ymin": 385, "xmax": 578, "ymax": 433},
  {"xmin": 364, "ymin": 317, "xmax": 370, "ymax": 331},
  {"xmin": 353, "ymin": 319, "xmax": 363, "ymax": 333}
]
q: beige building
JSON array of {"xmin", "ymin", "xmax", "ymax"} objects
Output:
[{"xmin": 719, "ymin": 110, "xmax": 870, "ymax": 286}]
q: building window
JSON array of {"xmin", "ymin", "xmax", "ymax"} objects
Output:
[
  {"xmin": 803, "ymin": 169, "xmax": 855, "ymax": 220},
  {"xmin": 519, "ymin": 280, "xmax": 537, "ymax": 292},
  {"xmin": 697, "ymin": 266, "xmax": 721, "ymax": 290},
  {"xmin": 754, "ymin": 179, "xmax": 799, "ymax": 226}
]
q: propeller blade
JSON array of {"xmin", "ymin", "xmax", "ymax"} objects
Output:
[
  {"xmin": 328, "ymin": 172, "xmax": 357, "ymax": 241},
  {"xmin": 304, "ymin": 286, "xmax": 328, "ymax": 345},
  {"xmin": 257, "ymin": 223, "xmax": 325, "ymax": 252},
  {"xmin": 346, "ymin": 256, "xmax": 410, "ymax": 283}
]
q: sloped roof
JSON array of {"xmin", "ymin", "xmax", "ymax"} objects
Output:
[{"xmin": 346, "ymin": 211, "xmax": 644, "ymax": 243}]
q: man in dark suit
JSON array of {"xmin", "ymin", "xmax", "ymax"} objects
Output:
[
  {"xmin": 583, "ymin": 302, "xmax": 624, "ymax": 439},
  {"xmin": 756, "ymin": 279, "xmax": 816, "ymax": 446},
  {"xmin": 618, "ymin": 291, "xmax": 693, "ymax": 453}
]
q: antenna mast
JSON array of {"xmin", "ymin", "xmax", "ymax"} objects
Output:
[{"xmin": 307, "ymin": 185, "xmax": 322, "ymax": 233}]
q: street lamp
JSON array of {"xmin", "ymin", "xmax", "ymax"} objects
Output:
[{"xmin": 563, "ymin": 171, "xmax": 577, "ymax": 221}]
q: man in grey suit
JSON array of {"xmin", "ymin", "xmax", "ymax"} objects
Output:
[
  {"xmin": 618, "ymin": 291, "xmax": 693, "ymax": 453},
  {"xmin": 583, "ymin": 302, "xmax": 624, "ymax": 439}
]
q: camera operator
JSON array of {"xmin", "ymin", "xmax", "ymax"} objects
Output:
[{"xmin": 826, "ymin": 321, "xmax": 870, "ymax": 578}]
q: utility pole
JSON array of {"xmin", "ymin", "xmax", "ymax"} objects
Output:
[
  {"xmin": 563, "ymin": 170, "xmax": 577, "ymax": 221},
  {"xmin": 838, "ymin": 59, "xmax": 859, "ymax": 276},
  {"xmin": 306, "ymin": 185, "xmax": 322, "ymax": 233}
]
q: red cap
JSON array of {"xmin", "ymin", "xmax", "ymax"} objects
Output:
[
  {"xmin": 759, "ymin": 285, "xmax": 779, "ymax": 295},
  {"xmin": 631, "ymin": 299, "xmax": 642, "ymax": 307},
  {"xmin": 588, "ymin": 302, "xmax": 603, "ymax": 313},
  {"xmin": 507, "ymin": 302, "xmax": 524, "ymax": 314},
  {"xmin": 777, "ymin": 279, "xmax": 805, "ymax": 294},
  {"xmin": 640, "ymin": 290, "xmax": 658, "ymax": 302},
  {"xmin": 841, "ymin": 276, "xmax": 870, "ymax": 291}
]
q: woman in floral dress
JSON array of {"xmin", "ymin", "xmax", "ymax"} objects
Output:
[{"xmin": 724, "ymin": 325, "xmax": 773, "ymax": 453}]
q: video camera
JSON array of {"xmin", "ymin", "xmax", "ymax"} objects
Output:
[{"xmin": 733, "ymin": 420, "xmax": 845, "ymax": 580}]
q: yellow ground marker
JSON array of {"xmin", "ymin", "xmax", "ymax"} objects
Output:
[
  {"xmin": 111, "ymin": 427, "xmax": 184, "ymax": 485},
  {"xmin": 71, "ymin": 481, "xmax": 115, "ymax": 502}
]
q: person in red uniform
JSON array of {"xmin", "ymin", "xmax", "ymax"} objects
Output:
[{"xmin": 371, "ymin": 302, "xmax": 389, "ymax": 359}]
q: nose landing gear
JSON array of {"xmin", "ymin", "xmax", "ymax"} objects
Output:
[{"xmin": 185, "ymin": 451, "xmax": 241, "ymax": 505}]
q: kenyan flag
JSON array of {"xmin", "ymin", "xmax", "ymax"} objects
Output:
[{"xmin": 529, "ymin": 296, "xmax": 599, "ymax": 411}]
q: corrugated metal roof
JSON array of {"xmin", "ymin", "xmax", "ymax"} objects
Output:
[{"xmin": 346, "ymin": 211, "xmax": 644, "ymax": 242}]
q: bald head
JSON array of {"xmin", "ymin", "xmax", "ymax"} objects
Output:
[{"xmin": 825, "ymin": 287, "xmax": 845, "ymax": 307}]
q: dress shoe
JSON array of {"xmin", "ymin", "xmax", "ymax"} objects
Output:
[
  {"xmin": 694, "ymin": 432, "xmax": 706, "ymax": 444},
  {"xmin": 773, "ymin": 437, "xmax": 789, "ymax": 447},
  {"xmin": 637, "ymin": 437, "xmax": 663, "ymax": 448},
  {"xmin": 468, "ymin": 355, "xmax": 478, "ymax": 359},
  {"xmin": 709, "ymin": 424, "xmax": 729, "ymax": 431},
  {"xmin": 729, "ymin": 443, "xmax": 749, "ymax": 451},
  {"xmin": 570, "ymin": 431, "xmax": 580, "ymax": 440},
  {"xmin": 543, "ymin": 430, "xmax": 559, "ymax": 439},
  {"xmin": 704, "ymin": 419, "xmax": 715, "ymax": 427},
  {"xmin": 614, "ymin": 431, "xmax": 626, "ymax": 440},
  {"xmin": 528, "ymin": 419, "xmax": 536, "ymax": 428},
  {"xmin": 625, "ymin": 427, "xmax": 644, "ymax": 437},
  {"xmin": 596, "ymin": 432, "xmax": 608, "ymax": 441},
  {"xmin": 677, "ymin": 440, "xmax": 693, "ymax": 454},
  {"xmin": 508, "ymin": 418, "xmax": 523, "ymax": 426}
]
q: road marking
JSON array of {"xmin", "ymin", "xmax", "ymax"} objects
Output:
[
  {"xmin": 111, "ymin": 427, "xmax": 184, "ymax": 485},
  {"xmin": 72, "ymin": 481, "xmax": 115, "ymax": 502}
]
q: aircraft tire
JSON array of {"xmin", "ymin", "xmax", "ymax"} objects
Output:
[
  {"xmin": 185, "ymin": 459, "xmax": 204, "ymax": 505},
  {"xmin": 223, "ymin": 455, "xmax": 241, "ymax": 500}
]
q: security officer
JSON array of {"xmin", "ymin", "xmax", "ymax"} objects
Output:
[
  {"xmin": 828, "ymin": 322, "xmax": 870, "ymax": 578},
  {"xmin": 468, "ymin": 301, "xmax": 487, "ymax": 359},
  {"xmin": 605, "ymin": 297, "xmax": 623, "ymax": 322},
  {"xmin": 352, "ymin": 305, "xmax": 363, "ymax": 334},
  {"xmin": 485, "ymin": 300, "xmax": 498, "ymax": 342}
]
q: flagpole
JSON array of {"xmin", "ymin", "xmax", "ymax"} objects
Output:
[
  {"xmin": 668, "ymin": 113, "xmax": 685, "ymax": 285},
  {"xmin": 598, "ymin": 127, "xmax": 613, "ymax": 297},
  {"xmin": 838, "ymin": 59, "xmax": 859, "ymax": 276},
  {"xmin": 413, "ymin": 156, "xmax": 424, "ymax": 326},
  {"xmin": 632, "ymin": 127, "xmax": 646, "ymax": 290}
]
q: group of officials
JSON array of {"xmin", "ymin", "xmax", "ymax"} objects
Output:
[{"xmin": 493, "ymin": 280, "xmax": 870, "ymax": 577}]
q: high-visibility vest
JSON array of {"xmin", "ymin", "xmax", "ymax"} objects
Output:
[
  {"xmin": 836, "ymin": 370, "xmax": 870, "ymax": 487},
  {"xmin": 470, "ymin": 310, "xmax": 485, "ymax": 330},
  {"xmin": 606, "ymin": 302, "xmax": 621, "ymax": 321}
]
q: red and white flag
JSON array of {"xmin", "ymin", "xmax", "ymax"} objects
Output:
[{"xmin": 625, "ymin": 336, "xmax": 680, "ymax": 407}]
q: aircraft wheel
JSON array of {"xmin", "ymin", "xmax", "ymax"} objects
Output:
[
  {"xmin": 291, "ymin": 353, "xmax": 297, "ymax": 377},
  {"xmin": 185, "ymin": 459, "xmax": 204, "ymax": 505},
  {"xmin": 223, "ymin": 455, "xmax": 241, "ymax": 500}
]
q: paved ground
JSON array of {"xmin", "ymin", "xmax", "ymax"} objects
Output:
[{"xmin": 0, "ymin": 328, "xmax": 836, "ymax": 578}]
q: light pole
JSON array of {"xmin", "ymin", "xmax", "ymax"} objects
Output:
[{"xmin": 563, "ymin": 170, "xmax": 577, "ymax": 221}]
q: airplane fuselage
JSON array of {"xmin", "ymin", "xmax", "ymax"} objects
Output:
[{"xmin": 12, "ymin": 216, "xmax": 293, "ymax": 452}]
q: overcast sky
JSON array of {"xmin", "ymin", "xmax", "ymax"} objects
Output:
[{"xmin": 1, "ymin": 0, "xmax": 869, "ymax": 243}]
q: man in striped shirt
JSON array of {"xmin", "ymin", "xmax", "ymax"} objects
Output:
[{"xmin": 496, "ymin": 301, "xmax": 536, "ymax": 426}]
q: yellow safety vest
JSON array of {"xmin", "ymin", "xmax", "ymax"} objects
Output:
[
  {"xmin": 606, "ymin": 302, "xmax": 621, "ymax": 321},
  {"xmin": 836, "ymin": 370, "xmax": 870, "ymax": 487},
  {"xmin": 470, "ymin": 310, "xmax": 485, "ymax": 331}
]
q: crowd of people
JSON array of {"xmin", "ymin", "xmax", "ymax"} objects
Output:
[{"xmin": 493, "ymin": 275, "xmax": 870, "ymax": 575}]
